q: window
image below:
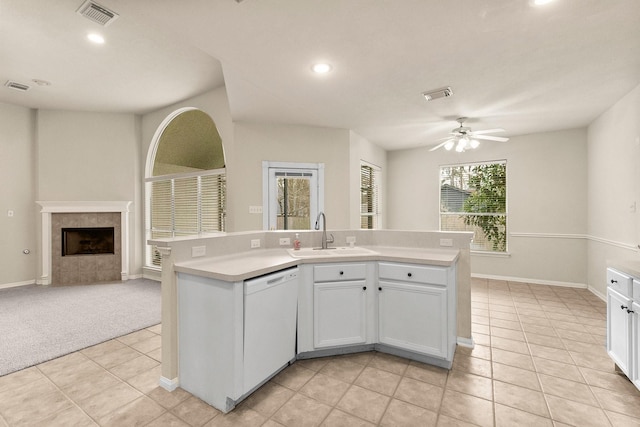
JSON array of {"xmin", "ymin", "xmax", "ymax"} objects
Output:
[
  {"xmin": 361, "ymin": 162, "xmax": 381, "ymax": 229},
  {"xmin": 145, "ymin": 108, "xmax": 226, "ymax": 268},
  {"xmin": 263, "ymin": 162, "xmax": 324, "ymax": 230},
  {"xmin": 440, "ymin": 161, "xmax": 507, "ymax": 252}
]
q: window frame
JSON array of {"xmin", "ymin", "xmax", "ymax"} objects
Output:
[
  {"xmin": 262, "ymin": 161, "xmax": 325, "ymax": 230},
  {"xmin": 360, "ymin": 161, "xmax": 381, "ymax": 229},
  {"xmin": 439, "ymin": 160, "xmax": 507, "ymax": 253}
]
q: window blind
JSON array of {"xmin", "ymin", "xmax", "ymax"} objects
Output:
[
  {"xmin": 147, "ymin": 169, "xmax": 226, "ymax": 267},
  {"xmin": 360, "ymin": 163, "xmax": 380, "ymax": 229},
  {"xmin": 439, "ymin": 161, "xmax": 507, "ymax": 252}
]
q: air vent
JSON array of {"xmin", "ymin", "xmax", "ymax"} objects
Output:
[
  {"xmin": 5, "ymin": 81, "xmax": 30, "ymax": 92},
  {"xmin": 76, "ymin": 0, "xmax": 119, "ymax": 26}
]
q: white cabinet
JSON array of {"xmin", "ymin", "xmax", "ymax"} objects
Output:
[
  {"xmin": 313, "ymin": 263, "xmax": 369, "ymax": 348},
  {"xmin": 377, "ymin": 262, "xmax": 456, "ymax": 363},
  {"xmin": 607, "ymin": 286, "xmax": 633, "ymax": 376},
  {"xmin": 378, "ymin": 280, "xmax": 447, "ymax": 356}
]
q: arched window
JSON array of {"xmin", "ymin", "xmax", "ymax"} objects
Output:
[{"xmin": 145, "ymin": 108, "xmax": 226, "ymax": 268}]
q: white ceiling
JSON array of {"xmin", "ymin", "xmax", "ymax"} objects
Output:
[{"xmin": 2, "ymin": 0, "xmax": 639, "ymax": 150}]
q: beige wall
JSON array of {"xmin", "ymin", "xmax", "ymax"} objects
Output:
[
  {"xmin": 232, "ymin": 122, "xmax": 351, "ymax": 232},
  {"xmin": 0, "ymin": 103, "xmax": 36, "ymax": 286},
  {"xmin": 587, "ymin": 83, "xmax": 640, "ymax": 297},
  {"xmin": 36, "ymin": 110, "xmax": 142, "ymax": 278},
  {"xmin": 387, "ymin": 128, "xmax": 589, "ymax": 286}
]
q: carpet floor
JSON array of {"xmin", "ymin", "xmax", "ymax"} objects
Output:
[{"xmin": 0, "ymin": 279, "xmax": 161, "ymax": 377}]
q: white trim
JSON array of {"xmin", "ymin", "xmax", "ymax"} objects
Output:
[
  {"xmin": 588, "ymin": 286, "xmax": 606, "ymax": 302},
  {"xmin": 262, "ymin": 161, "xmax": 325, "ymax": 231},
  {"xmin": 510, "ymin": 232, "xmax": 638, "ymax": 251},
  {"xmin": 510, "ymin": 232, "xmax": 587, "ymax": 240},
  {"xmin": 36, "ymin": 201, "xmax": 132, "ymax": 285},
  {"xmin": 0, "ymin": 280, "xmax": 36, "ymax": 290},
  {"xmin": 472, "ymin": 273, "xmax": 587, "ymax": 289},
  {"xmin": 159, "ymin": 376, "xmax": 179, "ymax": 392},
  {"xmin": 457, "ymin": 336, "xmax": 475, "ymax": 348}
]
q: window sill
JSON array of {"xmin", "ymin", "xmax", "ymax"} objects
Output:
[{"xmin": 470, "ymin": 250, "xmax": 511, "ymax": 258}]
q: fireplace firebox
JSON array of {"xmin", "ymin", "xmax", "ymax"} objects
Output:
[{"xmin": 62, "ymin": 227, "xmax": 115, "ymax": 256}]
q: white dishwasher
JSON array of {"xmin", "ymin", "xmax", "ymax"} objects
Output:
[{"xmin": 243, "ymin": 267, "xmax": 299, "ymax": 393}]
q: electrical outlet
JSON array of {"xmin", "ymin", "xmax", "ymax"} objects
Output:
[
  {"xmin": 440, "ymin": 238, "xmax": 453, "ymax": 247},
  {"xmin": 279, "ymin": 238, "xmax": 290, "ymax": 246},
  {"xmin": 7, "ymin": 210, "xmax": 14, "ymax": 217},
  {"xmin": 191, "ymin": 246, "xmax": 206, "ymax": 257},
  {"xmin": 251, "ymin": 239, "xmax": 261, "ymax": 248},
  {"xmin": 249, "ymin": 206, "xmax": 263, "ymax": 214}
]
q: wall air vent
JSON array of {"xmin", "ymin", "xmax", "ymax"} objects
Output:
[
  {"xmin": 5, "ymin": 81, "xmax": 30, "ymax": 92},
  {"xmin": 76, "ymin": 0, "xmax": 119, "ymax": 26}
]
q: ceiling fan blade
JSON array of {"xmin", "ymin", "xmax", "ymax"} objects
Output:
[
  {"xmin": 469, "ymin": 128, "xmax": 505, "ymax": 135},
  {"xmin": 474, "ymin": 135, "xmax": 509, "ymax": 142},
  {"xmin": 429, "ymin": 139, "xmax": 454, "ymax": 152}
]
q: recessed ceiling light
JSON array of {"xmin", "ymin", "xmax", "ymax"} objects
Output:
[
  {"xmin": 32, "ymin": 79, "xmax": 51, "ymax": 86},
  {"xmin": 87, "ymin": 33, "xmax": 105, "ymax": 44},
  {"xmin": 532, "ymin": 0, "xmax": 554, "ymax": 5},
  {"xmin": 312, "ymin": 63, "xmax": 332, "ymax": 74}
]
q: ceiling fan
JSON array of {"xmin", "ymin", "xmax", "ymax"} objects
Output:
[{"xmin": 429, "ymin": 117, "xmax": 509, "ymax": 152}]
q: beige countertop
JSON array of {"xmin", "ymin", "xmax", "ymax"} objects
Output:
[
  {"xmin": 608, "ymin": 259, "xmax": 640, "ymax": 279},
  {"xmin": 174, "ymin": 246, "xmax": 460, "ymax": 282}
]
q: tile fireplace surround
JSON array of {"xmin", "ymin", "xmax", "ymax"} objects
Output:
[{"xmin": 36, "ymin": 201, "xmax": 132, "ymax": 286}]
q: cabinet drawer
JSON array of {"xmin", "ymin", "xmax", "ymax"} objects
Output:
[
  {"xmin": 634, "ymin": 280, "xmax": 640, "ymax": 301},
  {"xmin": 378, "ymin": 262, "xmax": 448, "ymax": 285},
  {"xmin": 607, "ymin": 268, "xmax": 633, "ymax": 298},
  {"xmin": 314, "ymin": 263, "xmax": 366, "ymax": 282}
]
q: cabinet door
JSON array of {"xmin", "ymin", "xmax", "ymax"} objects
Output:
[
  {"xmin": 607, "ymin": 287, "xmax": 632, "ymax": 376},
  {"xmin": 314, "ymin": 280, "xmax": 367, "ymax": 348},
  {"xmin": 378, "ymin": 280, "xmax": 447, "ymax": 358}
]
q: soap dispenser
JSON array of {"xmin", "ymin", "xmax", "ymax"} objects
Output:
[{"xmin": 293, "ymin": 233, "xmax": 301, "ymax": 250}]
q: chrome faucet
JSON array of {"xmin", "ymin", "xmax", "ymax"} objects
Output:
[{"xmin": 314, "ymin": 211, "xmax": 334, "ymax": 249}]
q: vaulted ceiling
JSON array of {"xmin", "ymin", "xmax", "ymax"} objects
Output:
[{"xmin": 2, "ymin": 0, "xmax": 639, "ymax": 150}]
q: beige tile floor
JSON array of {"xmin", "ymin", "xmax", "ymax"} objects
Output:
[{"xmin": 2, "ymin": 278, "xmax": 640, "ymax": 426}]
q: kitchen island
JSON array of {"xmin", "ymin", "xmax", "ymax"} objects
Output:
[{"xmin": 149, "ymin": 229, "xmax": 472, "ymax": 412}]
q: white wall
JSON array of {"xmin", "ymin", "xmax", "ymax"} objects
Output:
[
  {"xmin": 387, "ymin": 128, "xmax": 589, "ymax": 286},
  {"xmin": 0, "ymin": 103, "xmax": 36, "ymax": 286},
  {"xmin": 587, "ymin": 83, "xmax": 640, "ymax": 297}
]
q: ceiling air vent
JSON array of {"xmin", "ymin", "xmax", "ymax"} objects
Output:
[
  {"xmin": 5, "ymin": 81, "xmax": 30, "ymax": 92},
  {"xmin": 76, "ymin": 0, "xmax": 119, "ymax": 26}
]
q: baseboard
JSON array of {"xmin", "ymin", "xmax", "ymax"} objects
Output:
[
  {"xmin": 457, "ymin": 336, "xmax": 475, "ymax": 348},
  {"xmin": 471, "ymin": 273, "xmax": 587, "ymax": 289},
  {"xmin": 0, "ymin": 279, "xmax": 36, "ymax": 290},
  {"xmin": 159, "ymin": 376, "xmax": 179, "ymax": 392},
  {"xmin": 588, "ymin": 286, "xmax": 606, "ymax": 302}
]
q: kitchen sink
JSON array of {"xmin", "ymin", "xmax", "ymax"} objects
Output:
[{"xmin": 287, "ymin": 246, "xmax": 377, "ymax": 258}]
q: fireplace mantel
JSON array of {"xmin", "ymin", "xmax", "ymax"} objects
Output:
[{"xmin": 36, "ymin": 201, "xmax": 132, "ymax": 285}]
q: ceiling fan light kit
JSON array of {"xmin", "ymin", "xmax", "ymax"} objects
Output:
[{"xmin": 429, "ymin": 117, "xmax": 509, "ymax": 152}]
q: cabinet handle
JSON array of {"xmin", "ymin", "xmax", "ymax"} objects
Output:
[
  {"xmin": 611, "ymin": 279, "xmax": 618, "ymax": 284},
  {"xmin": 339, "ymin": 271, "xmax": 344, "ymax": 275},
  {"xmin": 378, "ymin": 287, "xmax": 382, "ymax": 291},
  {"xmin": 628, "ymin": 309, "xmax": 635, "ymax": 314},
  {"xmin": 362, "ymin": 286, "xmax": 367, "ymax": 291},
  {"xmin": 407, "ymin": 272, "xmax": 412, "ymax": 278},
  {"xmin": 621, "ymin": 305, "xmax": 628, "ymax": 310}
]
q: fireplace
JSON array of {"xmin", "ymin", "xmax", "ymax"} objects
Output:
[
  {"xmin": 37, "ymin": 201, "xmax": 132, "ymax": 285},
  {"xmin": 62, "ymin": 227, "xmax": 115, "ymax": 256}
]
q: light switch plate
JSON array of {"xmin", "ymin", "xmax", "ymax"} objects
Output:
[
  {"xmin": 251, "ymin": 239, "xmax": 261, "ymax": 248},
  {"xmin": 191, "ymin": 246, "xmax": 206, "ymax": 257},
  {"xmin": 279, "ymin": 238, "xmax": 290, "ymax": 246},
  {"xmin": 440, "ymin": 238, "xmax": 453, "ymax": 247}
]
